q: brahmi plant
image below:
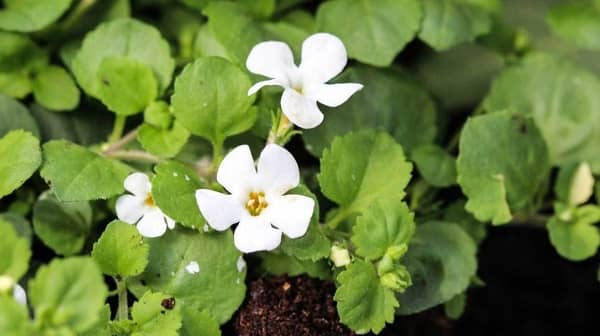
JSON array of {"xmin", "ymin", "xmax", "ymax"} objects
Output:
[{"xmin": 1, "ymin": 0, "xmax": 600, "ymax": 335}]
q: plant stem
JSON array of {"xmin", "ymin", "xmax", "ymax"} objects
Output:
[
  {"xmin": 511, "ymin": 213, "xmax": 550, "ymax": 226},
  {"xmin": 326, "ymin": 208, "xmax": 350, "ymax": 230},
  {"xmin": 103, "ymin": 129, "xmax": 138, "ymax": 154},
  {"xmin": 117, "ymin": 288, "xmax": 128, "ymax": 321},
  {"xmin": 106, "ymin": 150, "xmax": 162, "ymax": 163},
  {"xmin": 114, "ymin": 277, "xmax": 128, "ymax": 321},
  {"xmin": 60, "ymin": 0, "xmax": 97, "ymax": 32},
  {"xmin": 209, "ymin": 141, "xmax": 223, "ymax": 175},
  {"xmin": 267, "ymin": 114, "xmax": 293, "ymax": 145},
  {"xmin": 108, "ymin": 115, "xmax": 127, "ymax": 144}
]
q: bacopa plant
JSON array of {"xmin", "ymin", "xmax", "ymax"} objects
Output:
[{"xmin": 1, "ymin": 0, "xmax": 599, "ymax": 335}]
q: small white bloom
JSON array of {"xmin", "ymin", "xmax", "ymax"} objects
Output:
[
  {"xmin": 195, "ymin": 144, "xmax": 315, "ymax": 253},
  {"xmin": 0, "ymin": 276, "xmax": 26, "ymax": 305},
  {"xmin": 116, "ymin": 172, "xmax": 175, "ymax": 238},
  {"xmin": 246, "ymin": 33, "xmax": 363, "ymax": 129},
  {"xmin": 330, "ymin": 245, "xmax": 351, "ymax": 267},
  {"xmin": 185, "ymin": 261, "xmax": 200, "ymax": 275},
  {"xmin": 13, "ymin": 284, "xmax": 27, "ymax": 305}
]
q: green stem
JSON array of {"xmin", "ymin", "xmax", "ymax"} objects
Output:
[
  {"xmin": 267, "ymin": 114, "xmax": 294, "ymax": 145},
  {"xmin": 60, "ymin": 0, "xmax": 97, "ymax": 32},
  {"xmin": 115, "ymin": 277, "xmax": 129, "ymax": 321},
  {"xmin": 103, "ymin": 129, "xmax": 138, "ymax": 154},
  {"xmin": 209, "ymin": 141, "xmax": 224, "ymax": 175},
  {"xmin": 108, "ymin": 115, "xmax": 127, "ymax": 144},
  {"xmin": 106, "ymin": 150, "xmax": 161, "ymax": 163},
  {"xmin": 326, "ymin": 208, "xmax": 351, "ymax": 230}
]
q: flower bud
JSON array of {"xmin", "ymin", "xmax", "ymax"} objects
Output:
[{"xmin": 330, "ymin": 245, "xmax": 351, "ymax": 267}]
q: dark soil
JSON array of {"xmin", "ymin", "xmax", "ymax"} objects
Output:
[{"xmin": 234, "ymin": 275, "xmax": 355, "ymax": 336}]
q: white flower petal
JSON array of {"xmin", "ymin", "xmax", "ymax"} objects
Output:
[
  {"xmin": 124, "ymin": 172, "xmax": 151, "ymax": 197},
  {"xmin": 234, "ymin": 217, "xmax": 282, "ymax": 253},
  {"xmin": 246, "ymin": 41, "xmax": 296, "ymax": 81},
  {"xmin": 195, "ymin": 189, "xmax": 243, "ymax": 231},
  {"xmin": 257, "ymin": 144, "xmax": 300, "ymax": 195},
  {"xmin": 268, "ymin": 194, "xmax": 314, "ymax": 239},
  {"xmin": 280, "ymin": 89, "xmax": 324, "ymax": 129},
  {"xmin": 136, "ymin": 209, "xmax": 168, "ymax": 238},
  {"xmin": 165, "ymin": 215, "xmax": 176, "ymax": 230},
  {"xmin": 309, "ymin": 83, "xmax": 363, "ymax": 107},
  {"xmin": 13, "ymin": 284, "xmax": 27, "ymax": 305},
  {"xmin": 299, "ymin": 33, "xmax": 347, "ymax": 84},
  {"xmin": 116, "ymin": 195, "xmax": 146, "ymax": 224},
  {"xmin": 247, "ymin": 79, "xmax": 285, "ymax": 96},
  {"xmin": 217, "ymin": 145, "xmax": 256, "ymax": 195}
]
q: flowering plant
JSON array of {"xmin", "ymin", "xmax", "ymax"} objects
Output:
[{"xmin": 1, "ymin": 0, "xmax": 600, "ymax": 335}]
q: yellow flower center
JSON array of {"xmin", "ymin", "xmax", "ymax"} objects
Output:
[
  {"xmin": 246, "ymin": 191, "xmax": 268, "ymax": 216},
  {"xmin": 144, "ymin": 194, "xmax": 155, "ymax": 207},
  {"xmin": 293, "ymin": 85, "xmax": 304, "ymax": 95}
]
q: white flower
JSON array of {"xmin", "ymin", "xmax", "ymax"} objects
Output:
[
  {"xmin": 185, "ymin": 261, "xmax": 200, "ymax": 275},
  {"xmin": 13, "ymin": 284, "xmax": 27, "ymax": 305},
  {"xmin": 0, "ymin": 276, "xmax": 26, "ymax": 305},
  {"xmin": 195, "ymin": 144, "xmax": 315, "ymax": 253},
  {"xmin": 116, "ymin": 172, "xmax": 175, "ymax": 238},
  {"xmin": 246, "ymin": 32, "xmax": 363, "ymax": 129}
]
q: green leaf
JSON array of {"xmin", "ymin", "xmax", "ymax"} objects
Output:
[
  {"xmin": 0, "ymin": 93, "xmax": 39, "ymax": 137},
  {"xmin": 334, "ymin": 259, "xmax": 398, "ymax": 334},
  {"xmin": 457, "ymin": 113, "xmax": 550, "ymax": 224},
  {"xmin": 30, "ymin": 103, "xmax": 110, "ymax": 145},
  {"xmin": 130, "ymin": 291, "xmax": 182, "ymax": 336},
  {"xmin": 261, "ymin": 253, "xmax": 332, "ymax": 280},
  {"xmin": 0, "ymin": 0, "xmax": 73, "ymax": 32},
  {"xmin": 180, "ymin": 307, "xmax": 221, "ymax": 336},
  {"xmin": 319, "ymin": 130, "xmax": 413, "ymax": 218},
  {"xmin": 397, "ymin": 221, "xmax": 477, "ymax": 315},
  {"xmin": 413, "ymin": 43, "xmax": 504, "ymax": 111},
  {"xmin": 279, "ymin": 185, "xmax": 330, "ymax": 261},
  {"xmin": 32, "ymin": 191, "xmax": 92, "ymax": 256},
  {"xmin": 40, "ymin": 140, "xmax": 131, "ymax": 201},
  {"xmin": 412, "ymin": 145, "xmax": 457, "ymax": 187},
  {"xmin": 131, "ymin": 229, "xmax": 246, "ymax": 324},
  {"xmin": 144, "ymin": 101, "xmax": 172, "ymax": 129},
  {"xmin": 352, "ymin": 199, "xmax": 414, "ymax": 261},
  {"xmin": 91, "ymin": 220, "xmax": 149, "ymax": 277},
  {"xmin": 483, "ymin": 53, "xmax": 600, "ymax": 172},
  {"xmin": 0, "ymin": 297, "xmax": 30, "ymax": 336},
  {"xmin": 555, "ymin": 162, "xmax": 595, "ymax": 206},
  {"xmin": 0, "ymin": 32, "xmax": 44, "ymax": 95},
  {"xmin": 316, "ymin": 0, "xmax": 421, "ymax": 66},
  {"xmin": 172, "ymin": 57, "xmax": 256, "ymax": 146},
  {"xmin": 29, "ymin": 257, "xmax": 108, "ymax": 333},
  {"xmin": 203, "ymin": 2, "xmax": 268, "ymax": 65},
  {"xmin": 0, "ymin": 218, "xmax": 30, "ymax": 280},
  {"xmin": 80, "ymin": 305, "xmax": 111, "ymax": 336},
  {"xmin": 31, "ymin": 65, "xmax": 80, "ymax": 112},
  {"xmin": 0, "ymin": 212, "xmax": 32, "ymax": 242},
  {"xmin": 548, "ymin": 204, "xmax": 600, "ymax": 261},
  {"xmin": 547, "ymin": 1, "xmax": 600, "ymax": 50},
  {"xmin": 138, "ymin": 122, "xmax": 190, "ymax": 158},
  {"xmin": 443, "ymin": 200, "xmax": 487, "ymax": 245},
  {"xmin": 444, "ymin": 292, "xmax": 467, "ymax": 320},
  {"xmin": 152, "ymin": 161, "xmax": 205, "ymax": 229},
  {"xmin": 97, "ymin": 57, "xmax": 158, "ymax": 116},
  {"xmin": 303, "ymin": 66, "xmax": 437, "ymax": 157},
  {"xmin": 73, "ymin": 18, "xmax": 174, "ymax": 98},
  {"xmin": 0, "ymin": 130, "xmax": 41, "ymax": 199},
  {"xmin": 418, "ymin": 0, "xmax": 494, "ymax": 51}
]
